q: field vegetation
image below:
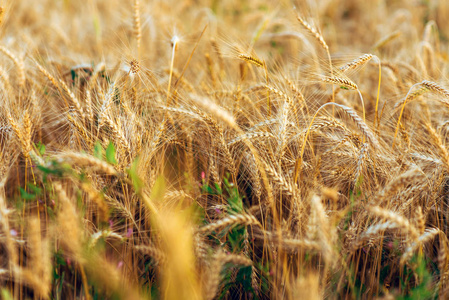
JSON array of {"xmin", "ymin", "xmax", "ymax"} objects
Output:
[{"xmin": 1, "ymin": 0, "xmax": 449, "ymax": 299}]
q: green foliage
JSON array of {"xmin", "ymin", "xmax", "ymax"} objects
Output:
[
  {"xmin": 398, "ymin": 256, "xmax": 434, "ymax": 300},
  {"xmin": 200, "ymin": 175, "xmax": 262, "ymax": 298},
  {"xmin": 127, "ymin": 158, "xmax": 143, "ymax": 193},
  {"xmin": 105, "ymin": 142, "xmax": 117, "ymax": 165},
  {"xmin": 52, "ymin": 250, "xmax": 67, "ymax": 299},
  {"xmin": 94, "ymin": 142, "xmax": 103, "ymax": 160},
  {"xmin": 19, "ymin": 187, "xmax": 36, "ymax": 200},
  {"xmin": 37, "ymin": 160, "xmax": 73, "ymax": 180},
  {"xmin": 1, "ymin": 289, "xmax": 13, "ymax": 300},
  {"xmin": 150, "ymin": 176, "xmax": 165, "ymax": 204},
  {"xmin": 35, "ymin": 141, "xmax": 46, "ymax": 155}
]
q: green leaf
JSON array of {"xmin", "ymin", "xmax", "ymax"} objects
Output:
[
  {"xmin": 228, "ymin": 225, "xmax": 246, "ymax": 252},
  {"xmin": 35, "ymin": 141, "xmax": 46, "ymax": 155},
  {"xmin": 37, "ymin": 161, "xmax": 72, "ymax": 177},
  {"xmin": 55, "ymin": 250, "xmax": 67, "ymax": 267},
  {"xmin": 150, "ymin": 176, "xmax": 166, "ymax": 204},
  {"xmin": 27, "ymin": 183, "xmax": 42, "ymax": 196},
  {"xmin": 236, "ymin": 266, "xmax": 254, "ymax": 292},
  {"xmin": 58, "ymin": 271, "xmax": 65, "ymax": 296},
  {"xmin": 19, "ymin": 187, "xmax": 36, "ymax": 200},
  {"xmin": 1, "ymin": 289, "xmax": 13, "ymax": 300},
  {"xmin": 214, "ymin": 182, "xmax": 222, "ymax": 194},
  {"xmin": 127, "ymin": 158, "xmax": 143, "ymax": 193},
  {"xmin": 94, "ymin": 142, "xmax": 103, "ymax": 160},
  {"xmin": 202, "ymin": 184, "xmax": 215, "ymax": 194},
  {"xmin": 106, "ymin": 142, "xmax": 117, "ymax": 165}
]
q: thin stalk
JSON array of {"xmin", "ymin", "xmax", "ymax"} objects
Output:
[
  {"xmin": 392, "ymin": 82, "xmax": 421, "ymax": 149},
  {"xmin": 166, "ymin": 36, "xmax": 179, "ymax": 106}
]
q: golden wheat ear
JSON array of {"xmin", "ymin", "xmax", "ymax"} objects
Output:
[
  {"xmin": 129, "ymin": 58, "xmax": 140, "ymax": 75},
  {"xmin": 321, "ymin": 75, "xmax": 358, "ymax": 90},
  {"xmin": 339, "ymin": 54, "xmax": 374, "ymax": 72},
  {"xmin": 297, "ymin": 15, "xmax": 335, "ymax": 104},
  {"xmin": 238, "ymin": 54, "xmax": 264, "ymax": 68}
]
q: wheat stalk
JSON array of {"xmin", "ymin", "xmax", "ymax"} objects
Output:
[{"xmin": 321, "ymin": 75, "xmax": 358, "ymax": 90}]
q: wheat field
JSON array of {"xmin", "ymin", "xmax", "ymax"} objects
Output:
[{"xmin": 1, "ymin": 0, "xmax": 449, "ymax": 299}]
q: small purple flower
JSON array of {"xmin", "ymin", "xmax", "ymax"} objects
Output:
[
  {"xmin": 201, "ymin": 171, "xmax": 206, "ymax": 180},
  {"xmin": 10, "ymin": 229, "xmax": 17, "ymax": 237},
  {"xmin": 109, "ymin": 220, "xmax": 113, "ymax": 229},
  {"xmin": 214, "ymin": 208, "xmax": 222, "ymax": 214},
  {"xmin": 126, "ymin": 227, "xmax": 133, "ymax": 238},
  {"xmin": 117, "ymin": 261, "xmax": 123, "ymax": 269}
]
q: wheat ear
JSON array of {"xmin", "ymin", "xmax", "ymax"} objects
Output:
[
  {"xmin": 297, "ymin": 15, "xmax": 335, "ymax": 104},
  {"xmin": 198, "ymin": 213, "xmax": 260, "ymax": 233},
  {"xmin": 339, "ymin": 54, "xmax": 374, "ymax": 72},
  {"xmin": 0, "ymin": 46, "xmax": 25, "ymax": 87}
]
